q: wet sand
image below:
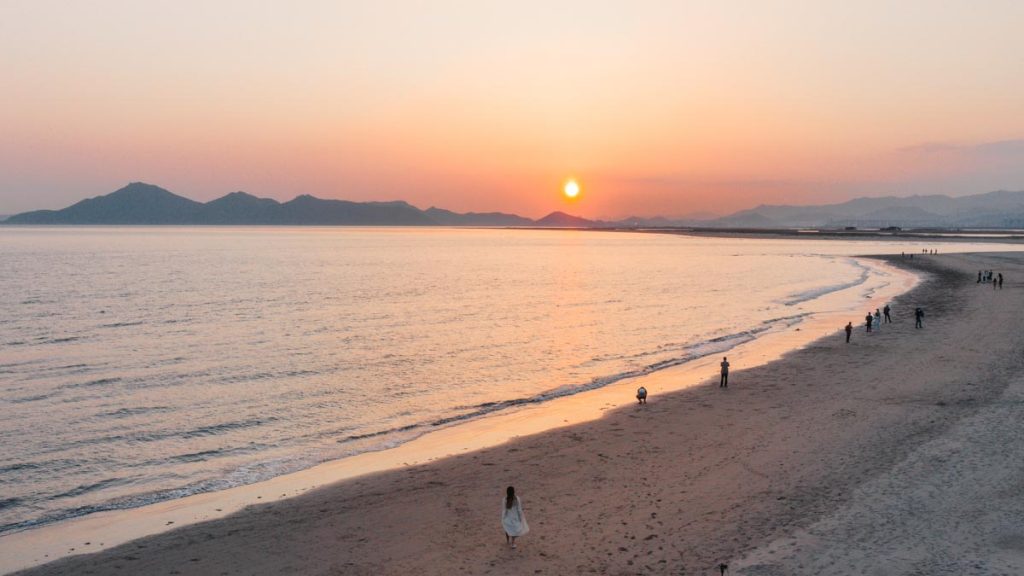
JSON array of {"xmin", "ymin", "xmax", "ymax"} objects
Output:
[{"xmin": 11, "ymin": 253, "xmax": 1024, "ymax": 575}]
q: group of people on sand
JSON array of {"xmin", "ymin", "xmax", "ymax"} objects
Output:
[
  {"xmin": 900, "ymin": 248, "xmax": 938, "ymax": 258},
  {"xmin": 978, "ymin": 270, "xmax": 1003, "ymax": 289},
  {"xmin": 846, "ymin": 301, "xmax": 926, "ymax": 341},
  {"xmin": 860, "ymin": 304, "xmax": 892, "ymax": 335}
]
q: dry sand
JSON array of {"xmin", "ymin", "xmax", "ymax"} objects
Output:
[{"xmin": 12, "ymin": 253, "xmax": 1024, "ymax": 576}]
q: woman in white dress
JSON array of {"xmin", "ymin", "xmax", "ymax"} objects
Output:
[{"xmin": 501, "ymin": 486, "xmax": 529, "ymax": 548}]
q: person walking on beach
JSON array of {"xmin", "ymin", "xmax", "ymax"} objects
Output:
[
  {"xmin": 883, "ymin": 304, "xmax": 891, "ymax": 323},
  {"xmin": 636, "ymin": 386, "xmax": 648, "ymax": 404},
  {"xmin": 865, "ymin": 312, "xmax": 873, "ymax": 333},
  {"xmin": 914, "ymin": 307, "xmax": 924, "ymax": 329},
  {"xmin": 845, "ymin": 322, "xmax": 853, "ymax": 343},
  {"xmin": 874, "ymin": 309, "xmax": 882, "ymax": 332},
  {"xmin": 502, "ymin": 486, "xmax": 529, "ymax": 548},
  {"xmin": 999, "ymin": 273, "xmax": 1004, "ymax": 289},
  {"xmin": 720, "ymin": 357, "xmax": 730, "ymax": 388}
]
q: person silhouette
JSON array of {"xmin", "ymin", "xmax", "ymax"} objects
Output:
[
  {"xmin": 914, "ymin": 307, "xmax": 924, "ymax": 329},
  {"xmin": 883, "ymin": 304, "xmax": 891, "ymax": 323},
  {"xmin": 636, "ymin": 386, "xmax": 647, "ymax": 404},
  {"xmin": 845, "ymin": 321, "xmax": 853, "ymax": 343},
  {"xmin": 501, "ymin": 486, "xmax": 529, "ymax": 548},
  {"xmin": 865, "ymin": 313, "xmax": 873, "ymax": 333},
  {"xmin": 999, "ymin": 273, "xmax": 1004, "ymax": 289},
  {"xmin": 719, "ymin": 357, "xmax": 730, "ymax": 388}
]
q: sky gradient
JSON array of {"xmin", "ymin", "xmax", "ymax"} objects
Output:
[{"xmin": 2, "ymin": 1, "xmax": 1023, "ymax": 218}]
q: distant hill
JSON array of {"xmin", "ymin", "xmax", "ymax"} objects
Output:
[
  {"xmin": 707, "ymin": 189, "xmax": 1024, "ymax": 229},
  {"xmin": 201, "ymin": 191, "xmax": 280, "ymax": 224},
  {"xmin": 534, "ymin": 211, "xmax": 608, "ymax": 227},
  {"xmin": 4, "ymin": 183, "xmax": 597, "ymax": 228},
  {"xmin": 271, "ymin": 195, "xmax": 434, "ymax": 225},
  {"xmin": 9, "ymin": 183, "xmax": 204, "ymax": 224},
  {"xmin": 424, "ymin": 207, "xmax": 534, "ymax": 227}
]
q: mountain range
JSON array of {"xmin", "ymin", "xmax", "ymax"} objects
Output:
[
  {"xmin": 6, "ymin": 182, "xmax": 1024, "ymax": 229},
  {"xmin": 5, "ymin": 183, "xmax": 541, "ymax": 227},
  {"xmin": 715, "ymin": 191, "xmax": 1024, "ymax": 229}
]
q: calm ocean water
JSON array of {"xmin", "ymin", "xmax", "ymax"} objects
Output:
[{"xmin": 0, "ymin": 227, "xmax": 1013, "ymax": 535}]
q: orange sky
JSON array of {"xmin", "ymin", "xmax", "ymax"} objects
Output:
[{"xmin": 2, "ymin": 1, "xmax": 1024, "ymax": 218}]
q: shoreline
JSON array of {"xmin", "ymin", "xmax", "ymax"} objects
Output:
[
  {"xmin": 12, "ymin": 251, "xmax": 1024, "ymax": 575},
  {"xmin": 0, "ymin": 255, "xmax": 917, "ymax": 574},
  {"xmin": 633, "ymin": 227, "xmax": 1024, "ymax": 243}
]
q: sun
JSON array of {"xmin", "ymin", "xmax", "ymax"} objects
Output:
[{"xmin": 563, "ymin": 179, "xmax": 580, "ymax": 199}]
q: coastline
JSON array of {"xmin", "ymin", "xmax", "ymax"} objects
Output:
[
  {"xmin": 0, "ymin": 253, "xmax": 917, "ymax": 574},
  {"xmin": 633, "ymin": 227, "xmax": 1024, "ymax": 243},
  {"xmin": 107, "ymin": 250, "xmax": 1018, "ymax": 576},
  {"xmin": 12, "ymin": 251, "xmax": 1023, "ymax": 575}
]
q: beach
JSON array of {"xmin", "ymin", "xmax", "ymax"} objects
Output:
[{"xmin": 10, "ymin": 252, "xmax": 1024, "ymax": 575}]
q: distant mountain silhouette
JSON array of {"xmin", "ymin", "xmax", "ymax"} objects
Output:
[
  {"xmin": 9, "ymin": 182, "xmax": 1024, "ymax": 229},
  {"xmin": 711, "ymin": 211, "xmax": 779, "ymax": 228},
  {"xmin": 9, "ymin": 183, "xmax": 203, "ymax": 224},
  {"xmin": 202, "ymin": 191, "xmax": 280, "ymax": 224},
  {"xmin": 4, "ymin": 183, "xmax": 592, "ymax": 227},
  {"xmin": 708, "ymin": 190, "xmax": 1024, "ymax": 228},
  {"xmin": 534, "ymin": 211, "xmax": 607, "ymax": 227},
  {"xmin": 272, "ymin": 195, "xmax": 434, "ymax": 225},
  {"xmin": 424, "ymin": 207, "xmax": 533, "ymax": 227}
]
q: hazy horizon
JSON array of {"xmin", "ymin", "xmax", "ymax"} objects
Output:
[{"xmin": 3, "ymin": 1, "xmax": 1024, "ymax": 218}]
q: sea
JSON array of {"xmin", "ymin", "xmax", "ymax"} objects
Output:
[{"xmin": 0, "ymin": 226, "xmax": 1015, "ymax": 536}]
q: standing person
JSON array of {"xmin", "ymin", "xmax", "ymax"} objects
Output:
[
  {"xmin": 845, "ymin": 322, "xmax": 853, "ymax": 343},
  {"xmin": 999, "ymin": 273, "xmax": 1004, "ymax": 289},
  {"xmin": 914, "ymin": 307, "xmax": 924, "ymax": 329},
  {"xmin": 865, "ymin": 312, "xmax": 873, "ymax": 333},
  {"xmin": 874, "ymin": 309, "xmax": 882, "ymax": 331},
  {"xmin": 978, "ymin": 271, "xmax": 982, "ymax": 283},
  {"xmin": 883, "ymin": 304, "xmax": 892, "ymax": 323},
  {"xmin": 720, "ymin": 357, "xmax": 730, "ymax": 388},
  {"xmin": 501, "ymin": 486, "xmax": 529, "ymax": 548}
]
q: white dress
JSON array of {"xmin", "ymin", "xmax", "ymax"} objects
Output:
[{"xmin": 501, "ymin": 496, "xmax": 529, "ymax": 537}]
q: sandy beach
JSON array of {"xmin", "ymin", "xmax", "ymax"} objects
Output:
[{"xmin": 11, "ymin": 252, "xmax": 1024, "ymax": 576}]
